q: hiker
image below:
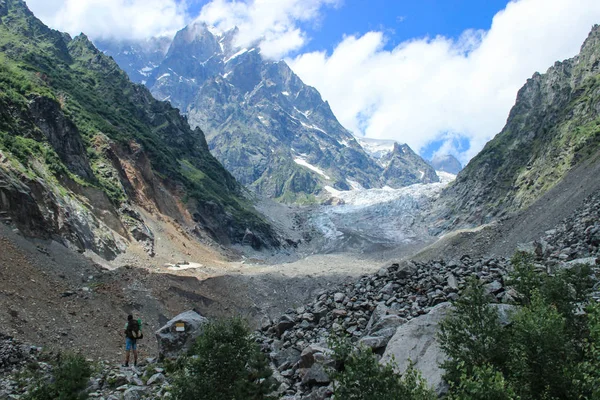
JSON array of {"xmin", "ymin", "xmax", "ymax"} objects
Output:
[{"xmin": 123, "ymin": 314, "xmax": 142, "ymax": 367}]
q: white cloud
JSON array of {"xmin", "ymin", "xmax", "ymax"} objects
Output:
[
  {"xmin": 196, "ymin": 0, "xmax": 340, "ymax": 59},
  {"xmin": 25, "ymin": 0, "xmax": 189, "ymax": 40},
  {"xmin": 25, "ymin": 0, "xmax": 339, "ymax": 58},
  {"xmin": 288, "ymin": 0, "xmax": 600, "ymax": 163}
]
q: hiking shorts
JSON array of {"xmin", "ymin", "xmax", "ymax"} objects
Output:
[{"xmin": 125, "ymin": 337, "xmax": 137, "ymax": 351}]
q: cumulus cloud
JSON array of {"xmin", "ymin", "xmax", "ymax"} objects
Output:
[
  {"xmin": 288, "ymin": 0, "xmax": 600, "ymax": 163},
  {"xmin": 196, "ymin": 0, "xmax": 340, "ymax": 59},
  {"xmin": 26, "ymin": 0, "xmax": 189, "ymax": 40},
  {"xmin": 26, "ymin": 0, "xmax": 339, "ymax": 58}
]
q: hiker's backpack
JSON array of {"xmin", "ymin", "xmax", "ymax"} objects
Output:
[{"xmin": 126, "ymin": 319, "xmax": 143, "ymax": 340}]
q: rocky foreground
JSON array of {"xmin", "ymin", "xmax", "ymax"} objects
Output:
[
  {"xmin": 1, "ymin": 190, "xmax": 599, "ymax": 399},
  {"xmin": 262, "ymin": 188, "xmax": 600, "ymax": 398}
]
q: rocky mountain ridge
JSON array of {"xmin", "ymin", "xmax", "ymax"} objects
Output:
[
  {"xmin": 0, "ymin": 0, "xmax": 278, "ymax": 260},
  {"xmin": 439, "ymin": 24, "xmax": 600, "ymax": 230},
  {"xmin": 98, "ymin": 24, "xmax": 438, "ymax": 202}
]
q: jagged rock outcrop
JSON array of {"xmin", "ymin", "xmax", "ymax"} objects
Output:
[
  {"xmin": 98, "ymin": 23, "xmax": 437, "ymax": 202},
  {"xmin": 0, "ymin": 0, "xmax": 279, "ymax": 258},
  {"xmin": 382, "ymin": 143, "xmax": 439, "ymax": 186},
  {"xmin": 439, "ymin": 25, "xmax": 600, "ymax": 229}
]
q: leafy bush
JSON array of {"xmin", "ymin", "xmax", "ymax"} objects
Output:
[
  {"xmin": 329, "ymin": 337, "xmax": 436, "ymax": 400},
  {"xmin": 509, "ymin": 291, "xmax": 574, "ymax": 398},
  {"xmin": 25, "ymin": 353, "xmax": 92, "ymax": 400},
  {"xmin": 439, "ymin": 253, "xmax": 598, "ymax": 399},
  {"xmin": 171, "ymin": 318, "xmax": 276, "ymax": 400},
  {"xmin": 438, "ymin": 278, "xmax": 508, "ymax": 384},
  {"xmin": 447, "ymin": 363, "xmax": 518, "ymax": 400}
]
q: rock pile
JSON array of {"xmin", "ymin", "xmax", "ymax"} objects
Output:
[
  {"xmin": 529, "ymin": 191, "xmax": 600, "ymax": 266},
  {"xmin": 258, "ymin": 189, "xmax": 600, "ymax": 399},
  {"xmin": 259, "ymin": 256, "xmax": 511, "ymax": 398},
  {"xmin": 0, "ymin": 333, "xmax": 40, "ymax": 374},
  {"xmin": 0, "ymin": 354, "xmax": 173, "ymax": 400},
  {"xmin": 87, "ymin": 361, "xmax": 171, "ymax": 400}
]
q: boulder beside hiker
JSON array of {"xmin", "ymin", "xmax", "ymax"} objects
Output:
[{"xmin": 123, "ymin": 314, "xmax": 142, "ymax": 367}]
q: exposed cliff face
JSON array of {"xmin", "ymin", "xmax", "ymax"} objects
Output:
[
  {"xmin": 0, "ymin": 0, "xmax": 278, "ymax": 259},
  {"xmin": 98, "ymin": 23, "xmax": 436, "ymax": 202},
  {"xmin": 439, "ymin": 25, "xmax": 600, "ymax": 229}
]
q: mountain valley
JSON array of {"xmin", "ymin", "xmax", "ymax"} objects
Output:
[{"xmin": 0, "ymin": 1, "xmax": 600, "ymax": 398}]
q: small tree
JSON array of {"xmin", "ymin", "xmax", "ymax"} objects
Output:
[
  {"xmin": 329, "ymin": 337, "xmax": 435, "ymax": 400},
  {"xmin": 508, "ymin": 291, "xmax": 575, "ymax": 398},
  {"xmin": 447, "ymin": 363, "xmax": 519, "ymax": 400},
  {"xmin": 570, "ymin": 303, "xmax": 600, "ymax": 398},
  {"xmin": 171, "ymin": 317, "xmax": 276, "ymax": 400},
  {"xmin": 438, "ymin": 278, "xmax": 508, "ymax": 384},
  {"xmin": 25, "ymin": 353, "xmax": 92, "ymax": 400},
  {"xmin": 441, "ymin": 253, "xmax": 596, "ymax": 399},
  {"xmin": 508, "ymin": 252, "xmax": 543, "ymax": 305}
]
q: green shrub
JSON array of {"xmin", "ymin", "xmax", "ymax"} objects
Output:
[
  {"xmin": 572, "ymin": 303, "xmax": 600, "ymax": 398},
  {"xmin": 438, "ymin": 278, "xmax": 509, "ymax": 384},
  {"xmin": 440, "ymin": 253, "xmax": 598, "ymax": 399},
  {"xmin": 329, "ymin": 337, "xmax": 436, "ymax": 400},
  {"xmin": 508, "ymin": 291, "xmax": 575, "ymax": 398},
  {"xmin": 171, "ymin": 318, "xmax": 276, "ymax": 400},
  {"xmin": 25, "ymin": 353, "xmax": 92, "ymax": 400},
  {"xmin": 447, "ymin": 363, "xmax": 519, "ymax": 400}
]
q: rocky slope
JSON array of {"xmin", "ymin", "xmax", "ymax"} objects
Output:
[
  {"xmin": 254, "ymin": 184, "xmax": 600, "ymax": 399},
  {"xmin": 3, "ymin": 184, "xmax": 598, "ymax": 399},
  {"xmin": 98, "ymin": 24, "xmax": 437, "ymax": 202},
  {"xmin": 0, "ymin": 0, "xmax": 279, "ymax": 259},
  {"xmin": 439, "ymin": 25, "xmax": 600, "ymax": 229}
]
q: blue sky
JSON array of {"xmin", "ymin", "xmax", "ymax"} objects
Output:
[
  {"xmin": 187, "ymin": 0, "xmax": 510, "ymax": 54},
  {"xmin": 299, "ymin": 0, "xmax": 510, "ymax": 53}
]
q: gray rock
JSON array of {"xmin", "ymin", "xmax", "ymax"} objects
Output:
[
  {"xmin": 155, "ymin": 310, "xmax": 209, "ymax": 359},
  {"xmin": 277, "ymin": 315, "xmax": 296, "ymax": 336},
  {"xmin": 484, "ymin": 280, "xmax": 503, "ymax": 295},
  {"xmin": 369, "ymin": 315, "xmax": 406, "ymax": 335},
  {"xmin": 358, "ymin": 335, "xmax": 390, "ymax": 351},
  {"xmin": 301, "ymin": 364, "xmax": 330, "ymax": 386},
  {"xmin": 380, "ymin": 302, "xmax": 452, "ymax": 395},
  {"xmin": 300, "ymin": 344, "xmax": 332, "ymax": 368},
  {"xmin": 272, "ymin": 347, "xmax": 301, "ymax": 368},
  {"xmin": 566, "ymin": 257, "xmax": 597, "ymax": 267},
  {"xmin": 447, "ymin": 274, "xmax": 458, "ymax": 290},
  {"xmin": 146, "ymin": 372, "xmax": 166, "ymax": 385},
  {"xmin": 333, "ymin": 293, "xmax": 345, "ymax": 303},
  {"xmin": 123, "ymin": 386, "xmax": 146, "ymax": 400},
  {"xmin": 365, "ymin": 303, "xmax": 389, "ymax": 332}
]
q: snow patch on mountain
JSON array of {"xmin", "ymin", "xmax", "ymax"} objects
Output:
[
  {"xmin": 356, "ymin": 137, "xmax": 399, "ymax": 160},
  {"xmin": 294, "ymin": 158, "xmax": 331, "ymax": 179},
  {"xmin": 225, "ymin": 48, "xmax": 248, "ymax": 63}
]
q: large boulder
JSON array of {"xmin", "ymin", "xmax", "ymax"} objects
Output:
[
  {"xmin": 155, "ymin": 310, "xmax": 208, "ymax": 359},
  {"xmin": 380, "ymin": 302, "xmax": 451, "ymax": 394}
]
